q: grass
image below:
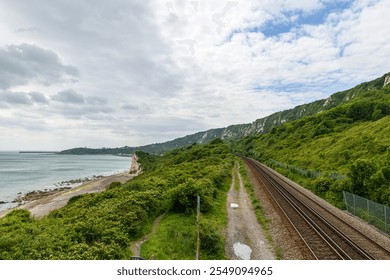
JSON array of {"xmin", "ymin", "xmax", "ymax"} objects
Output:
[
  {"xmin": 141, "ymin": 213, "xmax": 197, "ymax": 260},
  {"xmin": 233, "ymin": 162, "xmax": 240, "ymax": 191}
]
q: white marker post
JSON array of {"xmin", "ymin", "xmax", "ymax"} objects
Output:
[{"xmin": 196, "ymin": 195, "xmax": 200, "ymax": 260}]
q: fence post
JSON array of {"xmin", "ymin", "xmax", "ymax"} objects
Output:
[
  {"xmin": 353, "ymin": 193, "xmax": 356, "ymax": 215},
  {"xmin": 385, "ymin": 205, "xmax": 388, "ymax": 234},
  {"xmin": 343, "ymin": 191, "xmax": 347, "ymax": 211},
  {"xmin": 367, "ymin": 199, "xmax": 369, "ymax": 222},
  {"xmin": 196, "ymin": 195, "xmax": 200, "ymax": 260}
]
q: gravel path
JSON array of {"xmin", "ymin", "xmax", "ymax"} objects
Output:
[{"xmin": 225, "ymin": 163, "xmax": 275, "ymax": 260}]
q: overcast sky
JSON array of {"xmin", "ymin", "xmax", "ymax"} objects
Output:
[{"xmin": 1, "ymin": 0, "xmax": 390, "ymax": 151}]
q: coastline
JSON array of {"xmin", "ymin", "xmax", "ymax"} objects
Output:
[
  {"xmin": 0, "ymin": 171, "xmax": 136, "ymax": 219},
  {"xmin": 0, "ymin": 152, "xmax": 132, "ymax": 210},
  {"xmin": 11, "ymin": 174, "xmax": 108, "ymax": 205}
]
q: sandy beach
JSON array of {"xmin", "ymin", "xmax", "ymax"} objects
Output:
[{"xmin": 0, "ymin": 172, "xmax": 136, "ymax": 219}]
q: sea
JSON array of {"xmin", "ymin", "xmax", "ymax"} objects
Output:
[{"xmin": 0, "ymin": 151, "xmax": 132, "ymax": 211}]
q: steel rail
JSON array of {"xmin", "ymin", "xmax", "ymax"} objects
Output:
[
  {"xmin": 242, "ymin": 156, "xmax": 390, "ymax": 260},
  {"xmin": 254, "ymin": 158, "xmax": 390, "ymax": 259},
  {"xmin": 244, "ymin": 158, "xmax": 344, "ymax": 259}
]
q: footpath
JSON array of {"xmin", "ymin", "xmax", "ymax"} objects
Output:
[{"xmin": 225, "ymin": 162, "xmax": 275, "ymax": 259}]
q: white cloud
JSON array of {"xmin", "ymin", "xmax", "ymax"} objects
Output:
[
  {"xmin": 52, "ymin": 89, "xmax": 85, "ymax": 104},
  {"xmin": 29, "ymin": 91, "xmax": 49, "ymax": 104},
  {"xmin": 0, "ymin": 0, "xmax": 389, "ymax": 150},
  {"xmin": 0, "ymin": 44, "xmax": 78, "ymax": 90},
  {"xmin": 0, "ymin": 91, "xmax": 32, "ymax": 105}
]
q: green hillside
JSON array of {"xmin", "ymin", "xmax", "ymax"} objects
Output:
[{"xmin": 233, "ymin": 81, "xmax": 390, "ymax": 207}]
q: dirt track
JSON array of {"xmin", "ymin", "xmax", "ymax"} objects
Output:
[{"xmin": 225, "ymin": 163, "xmax": 275, "ymax": 259}]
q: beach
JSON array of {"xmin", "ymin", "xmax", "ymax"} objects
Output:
[
  {"xmin": 0, "ymin": 172, "xmax": 136, "ymax": 219},
  {"xmin": 0, "ymin": 152, "xmax": 133, "ymax": 211}
]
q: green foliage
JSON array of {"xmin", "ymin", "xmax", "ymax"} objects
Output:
[
  {"xmin": 209, "ymin": 138, "xmax": 224, "ymax": 145},
  {"xmin": 169, "ymin": 179, "xmax": 215, "ymax": 214},
  {"xmin": 135, "ymin": 151, "xmax": 161, "ymax": 171},
  {"xmin": 346, "ymin": 101, "xmax": 374, "ymax": 121},
  {"xmin": 348, "ymin": 159, "xmax": 376, "ymax": 197},
  {"xmin": 313, "ymin": 177, "xmax": 332, "ymax": 195},
  {"xmin": 0, "ymin": 140, "xmax": 233, "ymax": 260},
  {"xmin": 199, "ymin": 219, "xmax": 224, "ymax": 259},
  {"xmin": 140, "ymin": 213, "xmax": 197, "ymax": 260}
]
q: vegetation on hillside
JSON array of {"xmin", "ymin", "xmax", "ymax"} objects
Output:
[
  {"xmin": 233, "ymin": 83, "xmax": 390, "ymax": 207},
  {"xmin": 0, "ymin": 140, "xmax": 233, "ymax": 259}
]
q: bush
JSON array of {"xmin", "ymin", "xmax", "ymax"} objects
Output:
[
  {"xmin": 348, "ymin": 159, "xmax": 376, "ymax": 197},
  {"xmin": 199, "ymin": 220, "xmax": 224, "ymax": 258},
  {"xmin": 2, "ymin": 209, "xmax": 32, "ymax": 224},
  {"xmin": 109, "ymin": 181, "xmax": 122, "ymax": 189},
  {"xmin": 347, "ymin": 102, "xmax": 375, "ymax": 121},
  {"xmin": 313, "ymin": 177, "xmax": 332, "ymax": 195},
  {"xmin": 169, "ymin": 179, "xmax": 214, "ymax": 214}
]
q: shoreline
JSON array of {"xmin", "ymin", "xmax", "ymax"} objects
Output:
[
  {"xmin": 0, "ymin": 152, "xmax": 133, "ymax": 211},
  {"xmin": 0, "ymin": 171, "xmax": 137, "ymax": 219},
  {"xmin": 0, "ymin": 171, "xmax": 126, "ymax": 211},
  {"xmin": 10, "ymin": 174, "xmax": 111, "ymax": 205}
]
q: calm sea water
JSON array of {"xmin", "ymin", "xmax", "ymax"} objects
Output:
[{"xmin": 0, "ymin": 152, "xmax": 131, "ymax": 211}]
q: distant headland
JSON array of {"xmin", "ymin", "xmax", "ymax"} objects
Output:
[{"xmin": 19, "ymin": 151, "xmax": 59, "ymax": 154}]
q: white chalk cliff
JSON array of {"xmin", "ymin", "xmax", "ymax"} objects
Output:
[
  {"xmin": 384, "ymin": 75, "xmax": 390, "ymax": 87},
  {"xmin": 129, "ymin": 154, "xmax": 142, "ymax": 175}
]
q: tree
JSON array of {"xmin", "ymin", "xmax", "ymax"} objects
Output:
[
  {"xmin": 346, "ymin": 102, "xmax": 374, "ymax": 121},
  {"xmin": 348, "ymin": 159, "xmax": 376, "ymax": 197}
]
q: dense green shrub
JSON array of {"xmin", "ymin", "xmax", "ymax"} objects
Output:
[
  {"xmin": 348, "ymin": 159, "xmax": 376, "ymax": 197},
  {"xmin": 199, "ymin": 219, "xmax": 224, "ymax": 259}
]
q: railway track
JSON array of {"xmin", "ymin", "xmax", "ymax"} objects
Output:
[{"xmin": 242, "ymin": 156, "xmax": 390, "ymax": 260}]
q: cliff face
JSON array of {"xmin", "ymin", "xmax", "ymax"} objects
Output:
[
  {"xmin": 384, "ymin": 75, "xmax": 390, "ymax": 87},
  {"xmin": 129, "ymin": 154, "xmax": 142, "ymax": 175}
]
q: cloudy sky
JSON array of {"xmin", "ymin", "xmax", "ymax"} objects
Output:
[{"xmin": 1, "ymin": 0, "xmax": 390, "ymax": 151}]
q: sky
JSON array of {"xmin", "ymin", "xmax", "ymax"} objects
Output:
[{"xmin": 0, "ymin": 0, "xmax": 390, "ymax": 151}]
